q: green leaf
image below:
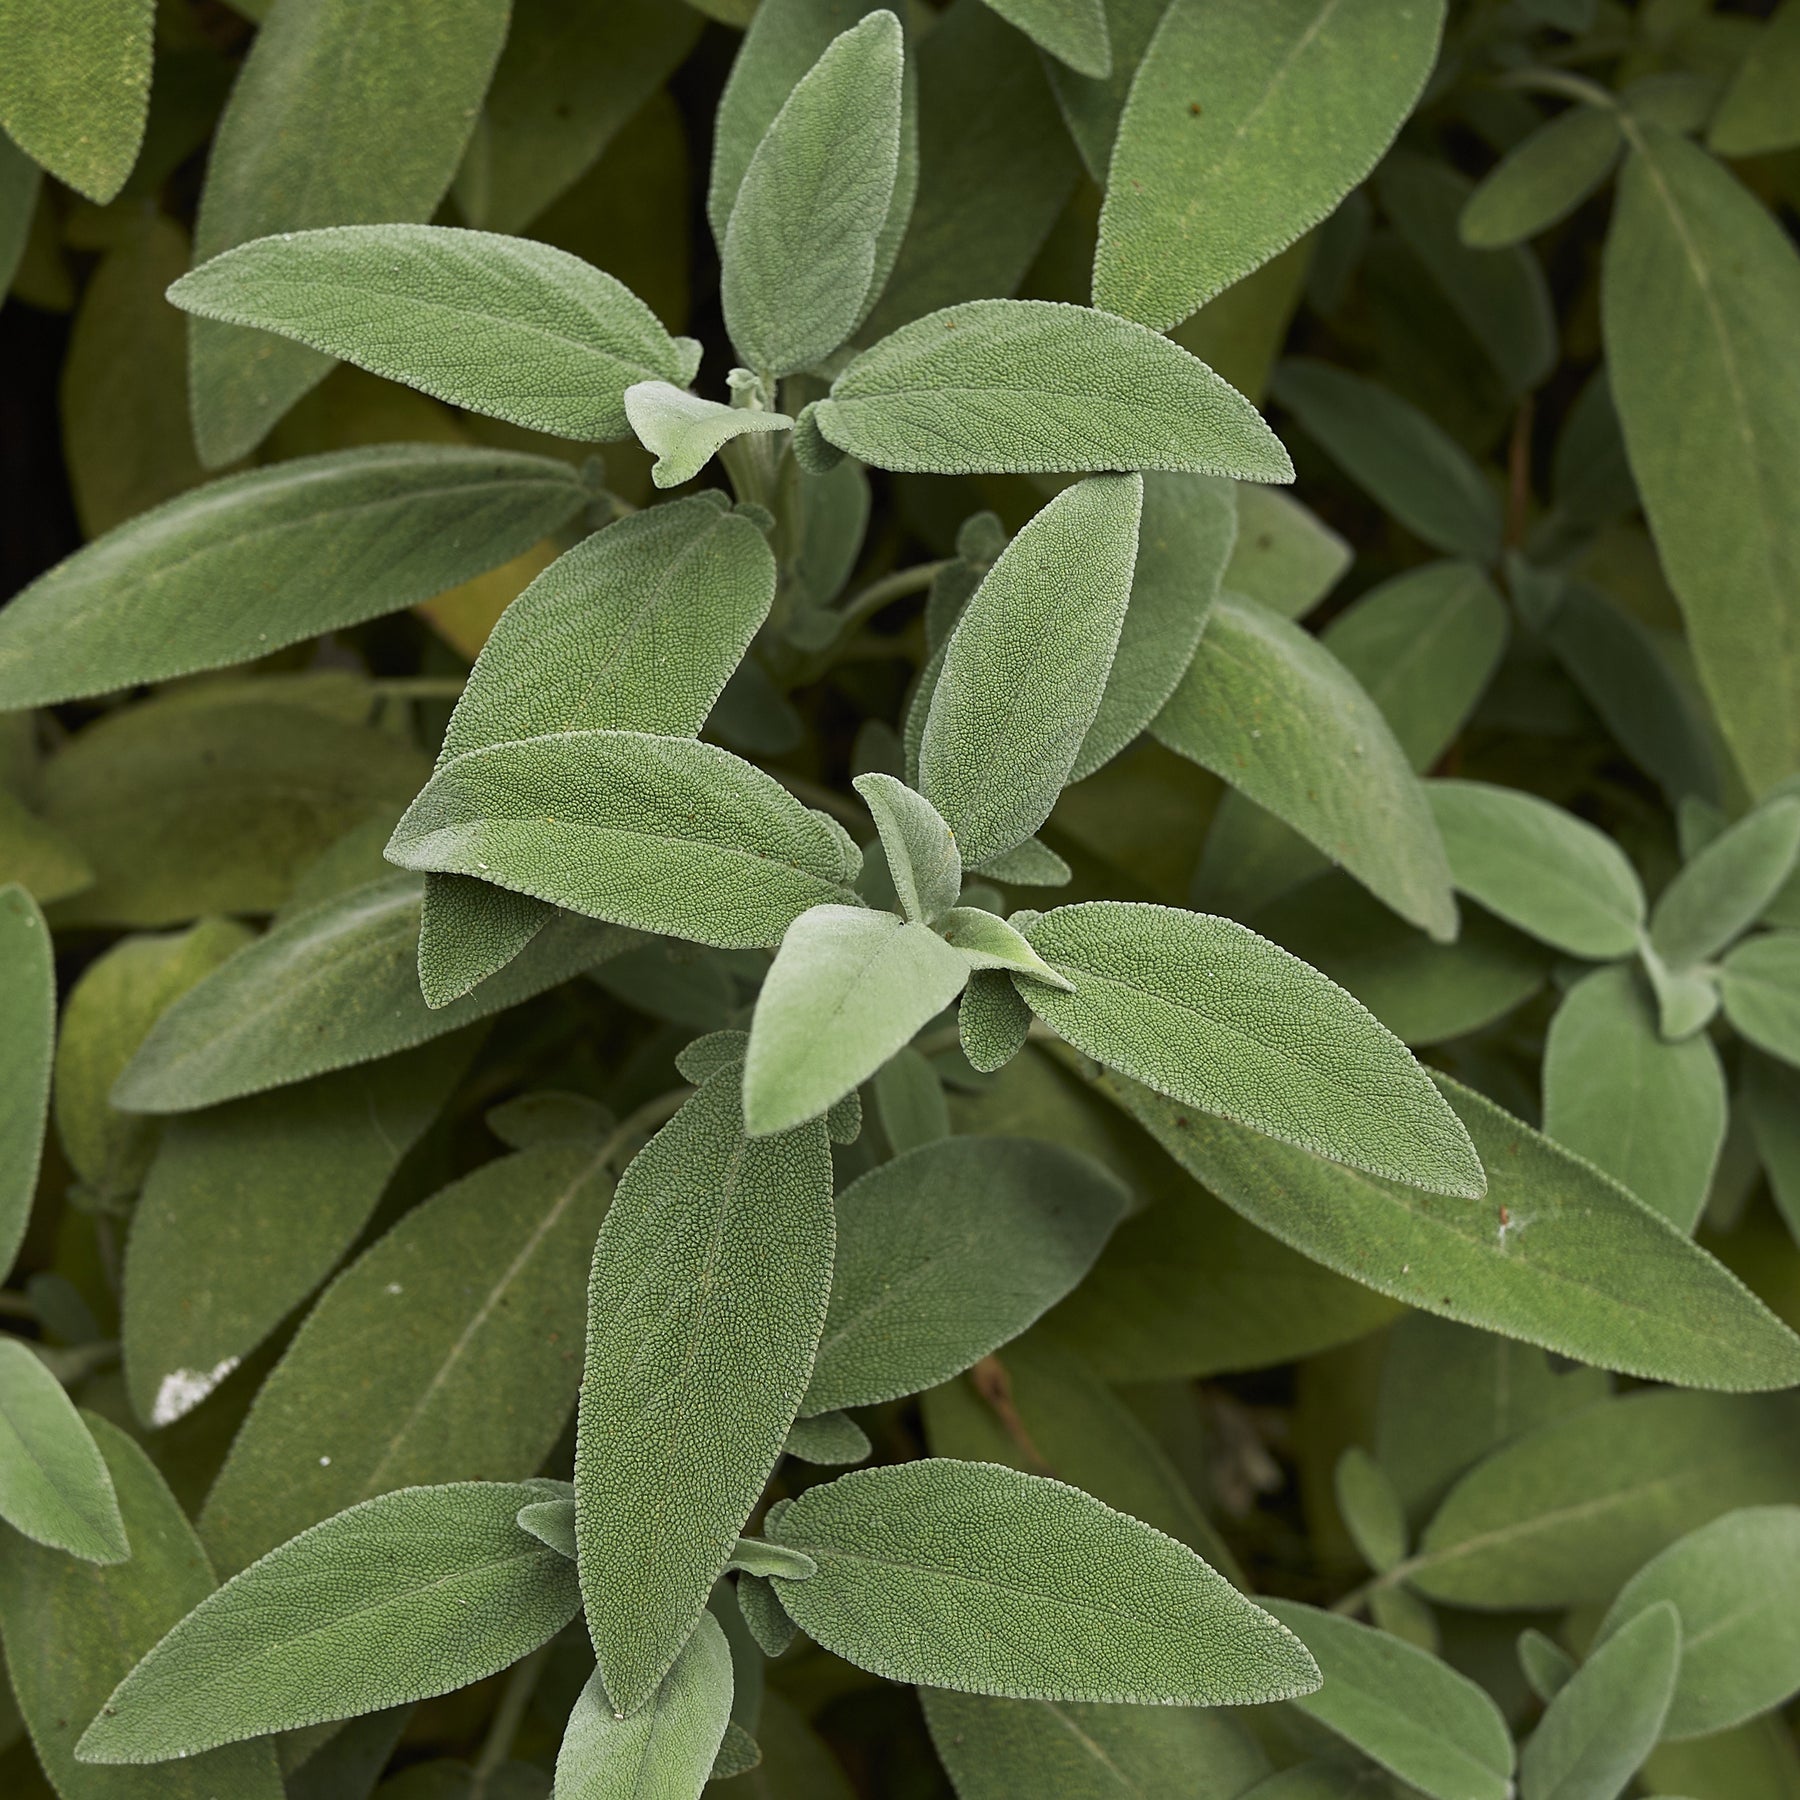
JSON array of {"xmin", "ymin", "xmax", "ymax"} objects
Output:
[
  {"xmin": 198, "ymin": 1140, "xmax": 613, "ymax": 1576},
  {"xmin": 921, "ymin": 1685, "xmax": 1271, "ymax": 1800},
  {"xmin": 801, "ymin": 1135, "xmax": 1125, "ymax": 1413},
  {"xmin": 1094, "ymin": 0, "xmax": 1444, "ymax": 329},
  {"xmin": 123, "ymin": 1033, "xmax": 473, "ymax": 1432},
  {"xmin": 981, "ymin": 0, "xmax": 1109, "ymax": 75},
  {"xmin": 1709, "ymin": 0, "xmax": 1800, "ymax": 156},
  {"xmin": 1271, "ymin": 361, "xmax": 1502, "ymax": 563},
  {"xmin": 516, "ymin": 1495, "xmax": 576, "ymax": 1561},
  {"xmin": 0, "ymin": 786, "xmax": 92, "ymax": 906},
  {"xmin": 389, "ymin": 732, "xmax": 860, "ymax": 952},
  {"xmin": 1597, "ymin": 1507, "xmax": 1800, "ymax": 1742},
  {"xmin": 813, "ymin": 300, "xmax": 1293, "ymax": 480},
  {"xmin": 1603, "ymin": 126, "xmax": 1800, "ymax": 795},
  {"xmin": 1720, "ymin": 932, "xmax": 1800, "ymax": 1069},
  {"xmin": 1651, "ymin": 799, "xmax": 1800, "ymax": 970},
  {"xmin": 1221, "ymin": 485, "xmax": 1350, "ymax": 619},
  {"xmin": 1519, "ymin": 1602, "xmax": 1679, "ymax": 1800},
  {"xmin": 959, "ymin": 971, "xmax": 1034, "ymax": 1074},
  {"xmin": 1543, "ymin": 964, "xmax": 1726, "ymax": 1232},
  {"xmin": 113, "ymin": 874, "xmax": 628, "ymax": 1113},
  {"xmin": 625, "ymin": 382, "xmax": 794, "ymax": 488},
  {"xmin": 1460, "ymin": 106, "xmax": 1624, "ymax": 248},
  {"xmin": 172, "ymin": 225, "xmax": 701, "ymax": 445},
  {"xmin": 1041, "ymin": 0, "xmax": 1165, "ymax": 179},
  {"xmin": 919, "ymin": 475, "xmax": 1143, "ymax": 866},
  {"xmin": 743, "ymin": 904, "xmax": 971, "ymax": 1135},
  {"xmin": 0, "ymin": 1339, "xmax": 126, "ymax": 1563},
  {"xmin": 1408, "ymin": 1391, "xmax": 1800, "ymax": 1608},
  {"xmin": 575, "ymin": 1068, "xmax": 833, "ymax": 1715},
  {"xmin": 871, "ymin": 1044, "xmax": 950, "ymax": 1152},
  {"xmin": 1426, "ymin": 779, "xmax": 1647, "ymax": 960},
  {"xmin": 0, "ymin": 1415, "xmax": 284, "ymax": 1800},
  {"xmin": 0, "ymin": 446, "xmax": 587, "ymax": 710},
  {"xmin": 1018, "ymin": 902, "xmax": 1484, "ymax": 1197},
  {"xmin": 766, "ymin": 1459, "xmax": 1319, "ymax": 1703},
  {"xmin": 185, "ymin": 0, "xmax": 512, "ymax": 463},
  {"xmin": 0, "ymin": 884, "xmax": 52, "ymax": 1279},
  {"xmin": 1154, "ymin": 592, "xmax": 1457, "ymax": 940},
  {"xmin": 938, "ymin": 908, "xmax": 1070, "ymax": 987},
  {"xmin": 1519, "ymin": 1630, "xmax": 1577, "ymax": 1705},
  {"xmin": 852, "ymin": 773, "xmax": 961, "ymax": 924},
  {"xmin": 1335, "ymin": 1448, "xmax": 1407, "ymax": 1574},
  {"xmin": 1094, "ymin": 1064, "xmax": 1800, "ymax": 1391},
  {"xmin": 785, "ymin": 1411, "xmax": 871, "ymax": 1466},
  {"xmin": 77, "ymin": 1482, "xmax": 582, "ymax": 1762},
  {"xmin": 974, "ymin": 836, "xmax": 1073, "ymax": 887},
  {"xmin": 1261, "ymin": 1601, "xmax": 1514, "ymax": 1800},
  {"xmin": 1073, "ymin": 473, "xmax": 1238, "ymax": 783},
  {"xmin": 0, "ymin": 0, "xmax": 151, "ymax": 202},
  {"xmin": 0, "ymin": 129, "xmax": 38, "ymax": 296},
  {"xmin": 1745, "ymin": 1051, "xmax": 1800, "ymax": 1244},
  {"xmin": 723, "ymin": 10, "xmax": 904, "ymax": 376}
]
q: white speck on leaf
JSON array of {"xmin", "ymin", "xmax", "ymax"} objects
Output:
[{"xmin": 151, "ymin": 1357, "xmax": 240, "ymax": 1427}]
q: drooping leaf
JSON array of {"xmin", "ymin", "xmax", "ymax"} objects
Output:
[
  {"xmin": 575, "ymin": 1069, "xmax": 833, "ymax": 1715},
  {"xmin": 1460, "ymin": 106, "xmax": 1623, "ymax": 248},
  {"xmin": 959, "ymin": 972, "xmax": 1034, "ymax": 1074},
  {"xmin": 812, "ymin": 300, "xmax": 1293, "ymax": 480},
  {"xmin": 0, "ymin": 1338, "xmax": 126, "ymax": 1563},
  {"xmin": 1094, "ymin": 0, "xmax": 1445, "ymax": 328},
  {"xmin": 77, "ymin": 1482, "xmax": 582, "ymax": 1762},
  {"xmin": 766, "ymin": 1459, "xmax": 1319, "ymax": 1704},
  {"xmin": 0, "ymin": 884, "xmax": 53, "ymax": 1278},
  {"xmin": 625, "ymin": 382, "xmax": 794, "ymax": 488},
  {"xmin": 1650, "ymin": 799, "xmax": 1800, "ymax": 970},
  {"xmin": 1018, "ymin": 902, "xmax": 1484, "ymax": 1197},
  {"xmin": 0, "ymin": 446, "xmax": 587, "ymax": 710},
  {"xmin": 852, "ymin": 774, "xmax": 961, "ymax": 924},
  {"xmin": 1720, "ymin": 932, "xmax": 1800, "ymax": 1069}
]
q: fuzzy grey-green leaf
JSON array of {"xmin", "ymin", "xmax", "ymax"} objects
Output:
[
  {"xmin": 852, "ymin": 773, "xmax": 961, "ymax": 924},
  {"xmin": 1650, "ymin": 799, "xmax": 1800, "ymax": 971},
  {"xmin": 0, "ymin": 884, "xmax": 52, "ymax": 1279},
  {"xmin": 625, "ymin": 382, "xmax": 795, "ymax": 488},
  {"xmin": 0, "ymin": 1338, "xmax": 127, "ymax": 1564}
]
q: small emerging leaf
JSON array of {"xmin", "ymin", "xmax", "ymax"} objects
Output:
[{"xmin": 625, "ymin": 381, "xmax": 794, "ymax": 488}]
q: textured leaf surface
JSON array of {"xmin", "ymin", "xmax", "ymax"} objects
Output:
[
  {"xmin": 0, "ymin": 1338, "xmax": 126, "ymax": 1563},
  {"xmin": 814, "ymin": 300, "xmax": 1292, "ymax": 479},
  {"xmin": 1650, "ymin": 799, "xmax": 1800, "ymax": 970},
  {"xmin": 575, "ymin": 1071, "xmax": 833, "ymax": 1714},
  {"xmin": 0, "ymin": 446, "xmax": 586, "ymax": 709},
  {"xmin": 767, "ymin": 1459, "xmax": 1319, "ymax": 1703},
  {"xmin": 1020, "ymin": 902, "xmax": 1483, "ymax": 1197},
  {"xmin": 624, "ymin": 382, "xmax": 794, "ymax": 488},
  {"xmin": 920, "ymin": 476, "xmax": 1141, "ymax": 865},
  {"xmin": 959, "ymin": 972, "xmax": 1034, "ymax": 1074},
  {"xmin": 0, "ymin": 884, "xmax": 52, "ymax": 1278},
  {"xmin": 173, "ymin": 225, "xmax": 700, "ymax": 443},
  {"xmin": 852, "ymin": 774, "xmax": 960, "ymax": 924},
  {"xmin": 801, "ymin": 1135, "xmax": 1127, "ymax": 1413},
  {"xmin": 79, "ymin": 1482, "xmax": 582, "ymax": 1761},
  {"xmin": 1095, "ymin": 0, "xmax": 1444, "ymax": 328}
]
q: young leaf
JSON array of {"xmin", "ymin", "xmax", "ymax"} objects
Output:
[
  {"xmin": 1222, "ymin": 485, "xmax": 1350, "ymax": 619},
  {"xmin": 982, "ymin": 0, "xmax": 1109, "ymax": 76},
  {"xmin": 919, "ymin": 475, "xmax": 1142, "ymax": 867},
  {"xmin": 742, "ymin": 904, "xmax": 971, "ymax": 1135},
  {"xmin": 1518, "ymin": 1602, "xmax": 1679, "ymax": 1800},
  {"xmin": 517, "ymin": 1495, "xmax": 577, "ymax": 1562},
  {"xmin": 1426, "ymin": 779, "xmax": 1647, "ymax": 960},
  {"xmin": 1543, "ymin": 964, "xmax": 1726, "ymax": 1233},
  {"xmin": 1017, "ymin": 902, "xmax": 1485, "ymax": 1198},
  {"xmin": 1720, "ymin": 932, "xmax": 1800, "ymax": 1069},
  {"xmin": 575, "ymin": 1070, "xmax": 834, "ymax": 1715},
  {"xmin": 937, "ymin": 907, "xmax": 1070, "ymax": 987},
  {"xmin": 959, "ymin": 971, "xmax": 1034, "ymax": 1074},
  {"xmin": 625, "ymin": 381, "xmax": 794, "ymax": 488},
  {"xmin": 765, "ymin": 1459, "xmax": 1320, "ymax": 1704},
  {"xmin": 0, "ymin": 446, "xmax": 587, "ymax": 710},
  {"xmin": 172, "ymin": 226, "xmax": 701, "ymax": 443},
  {"xmin": 1461, "ymin": 106, "xmax": 1623, "ymax": 249},
  {"xmin": 77, "ymin": 1482, "xmax": 582, "ymax": 1762},
  {"xmin": 1260, "ymin": 1601, "xmax": 1515, "ymax": 1800},
  {"xmin": 800, "ymin": 1135, "xmax": 1127, "ymax": 1414},
  {"xmin": 1650, "ymin": 799, "xmax": 1800, "ymax": 970},
  {"xmin": 722, "ymin": 10, "xmax": 905, "ymax": 376},
  {"xmin": 812, "ymin": 300, "xmax": 1293, "ymax": 480},
  {"xmin": 1095, "ymin": 0, "xmax": 1445, "ymax": 329},
  {"xmin": 852, "ymin": 773, "xmax": 961, "ymax": 924},
  {"xmin": 0, "ymin": 1339, "xmax": 127, "ymax": 1563},
  {"xmin": 1154, "ymin": 592, "xmax": 1458, "ymax": 940},
  {"xmin": 0, "ymin": 884, "xmax": 52, "ymax": 1279},
  {"xmin": 1603, "ymin": 126, "xmax": 1800, "ymax": 795}
]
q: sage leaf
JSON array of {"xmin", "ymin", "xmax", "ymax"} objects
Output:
[
  {"xmin": 765, "ymin": 1459, "xmax": 1320, "ymax": 1704},
  {"xmin": 1223, "ymin": 485, "xmax": 1350, "ymax": 619},
  {"xmin": 0, "ymin": 1415, "xmax": 284, "ymax": 1800},
  {"xmin": 1095, "ymin": 1064, "xmax": 1800, "ymax": 1392},
  {"xmin": 852, "ymin": 773, "xmax": 961, "ymax": 924},
  {"xmin": 625, "ymin": 381, "xmax": 794, "ymax": 488},
  {"xmin": 0, "ymin": 884, "xmax": 52, "ymax": 1279},
  {"xmin": 722, "ymin": 10, "xmax": 904, "ymax": 376},
  {"xmin": 736, "ymin": 1575, "xmax": 797, "ymax": 1662},
  {"xmin": 1603, "ymin": 125, "xmax": 1800, "ymax": 795},
  {"xmin": 1094, "ymin": 0, "xmax": 1445, "ymax": 328},
  {"xmin": 1518, "ymin": 1602, "xmax": 1679, "ymax": 1800},
  {"xmin": 784, "ymin": 1411, "xmax": 872, "ymax": 1466},
  {"xmin": 1709, "ymin": 0, "xmax": 1800, "ymax": 156},
  {"xmin": 1334, "ymin": 1448, "xmax": 1407, "ymax": 1575},
  {"xmin": 919, "ymin": 475, "xmax": 1142, "ymax": 866},
  {"xmin": 1426, "ymin": 779, "xmax": 1647, "ymax": 960},
  {"xmin": 0, "ymin": 1338, "xmax": 127, "ymax": 1563},
  {"xmin": 1461, "ymin": 106, "xmax": 1623, "ymax": 249},
  {"xmin": 743, "ymin": 904, "xmax": 971, "ymax": 1135},
  {"xmin": 1719, "ymin": 932, "xmax": 1800, "ymax": 1069},
  {"xmin": 982, "ymin": 0, "xmax": 1109, "ymax": 76},
  {"xmin": 517, "ymin": 1496, "xmax": 576, "ymax": 1562},
  {"xmin": 1650, "ymin": 798, "xmax": 1800, "ymax": 971},
  {"xmin": 575, "ymin": 1069, "xmax": 833, "ymax": 1715},
  {"xmin": 974, "ymin": 836, "xmax": 1073, "ymax": 887},
  {"xmin": 186, "ymin": 0, "xmax": 512, "ymax": 463},
  {"xmin": 78, "ymin": 1482, "xmax": 582, "ymax": 1762},
  {"xmin": 1154, "ymin": 592, "xmax": 1457, "ymax": 940},
  {"xmin": 0, "ymin": 446, "xmax": 587, "ymax": 710},
  {"xmin": 1518, "ymin": 1631, "xmax": 1577, "ymax": 1706},
  {"xmin": 937, "ymin": 907, "xmax": 1070, "ymax": 987},
  {"xmin": 0, "ymin": 130, "xmax": 36, "ymax": 296},
  {"xmin": 113, "ymin": 875, "xmax": 628, "ymax": 1113},
  {"xmin": 1595, "ymin": 1507, "xmax": 1800, "ymax": 1742},
  {"xmin": 813, "ymin": 300, "xmax": 1293, "ymax": 480},
  {"xmin": 1019, "ymin": 902, "xmax": 1484, "ymax": 1198},
  {"xmin": 172, "ymin": 226, "xmax": 701, "ymax": 444},
  {"xmin": 555, "ymin": 1617, "xmax": 733, "ymax": 1797},
  {"xmin": 959, "ymin": 971, "xmax": 1034, "ymax": 1073},
  {"xmin": 801, "ymin": 1135, "xmax": 1127, "ymax": 1414},
  {"xmin": 1260, "ymin": 1601, "xmax": 1514, "ymax": 1800}
]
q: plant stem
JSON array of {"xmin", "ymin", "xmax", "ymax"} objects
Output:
[
  {"xmin": 1492, "ymin": 66, "xmax": 1616, "ymax": 109},
  {"xmin": 831, "ymin": 560, "xmax": 948, "ymax": 636}
]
